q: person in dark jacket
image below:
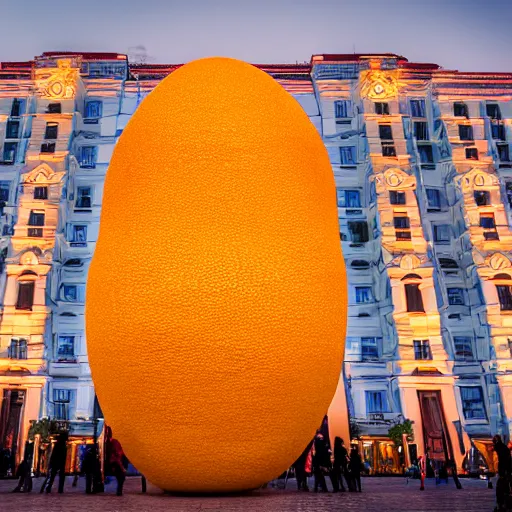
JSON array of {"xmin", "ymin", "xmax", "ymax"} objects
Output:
[
  {"xmin": 292, "ymin": 438, "xmax": 314, "ymax": 491},
  {"xmin": 46, "ymin": 431, "xmax": 68, "ymax": 494},
  {"xmin": 106, "ymin": 427, "xmax": 126, "ymax": 496},
  {"xmin": 349, "ymin": 446, "xmax": 363, "ymax": 492},
  {"xmin": 82, "ymin": 444, "xmax": 102, "ymax": 494},
  {"xmin": 312, "ymin": 433, "xmax": 332, "ymax": 493},
  {"xmin": 493, "ymin": 435, "xmax": 512, "ymax": 511},
  {"xmin": 333, "ymin": 437, "xmax": 350, "ymax": 492}
]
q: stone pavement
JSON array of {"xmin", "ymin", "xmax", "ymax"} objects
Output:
[{"xmin": 0, "ymin": 475, "xmax": 497, "ymax": 511}]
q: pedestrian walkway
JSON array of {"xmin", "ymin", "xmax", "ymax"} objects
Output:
[{"xmin": 0, "ymin": 475, "xmax": 496, "ymax": 511}]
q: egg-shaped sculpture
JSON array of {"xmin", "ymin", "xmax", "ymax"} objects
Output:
[{"xmin": 86, "ymin": 57, "xmax": 347, "ymax": 493}]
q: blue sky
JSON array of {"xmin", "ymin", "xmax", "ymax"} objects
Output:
[{"xmin": 2, "ymin": 0, "xmax": 511, "ymax": 71}]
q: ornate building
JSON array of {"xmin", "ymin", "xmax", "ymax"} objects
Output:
[{"xmin": 0, "ymin": 51, "xmax": 510, "ymax": 475}]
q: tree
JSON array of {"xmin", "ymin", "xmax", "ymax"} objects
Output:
[
  {"xmin": 388, "ymin": 419, "xmax": 414, "ymax": 447},
  {"xmin": 28, "ymin": 418, "xmax": 67, "ymax": 444}
]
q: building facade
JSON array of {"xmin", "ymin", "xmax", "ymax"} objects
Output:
[{"xmin": 0, "ymin": 51, "xmax": 510, "ymax": 476}]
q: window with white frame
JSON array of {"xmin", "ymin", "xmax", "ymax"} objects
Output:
[
  {"xmin": 361, "ymin": 337, "xmax": 381, "ymax": 361},
  {"xmin": 355, "ymin": 286, "xmax": 373, "ymax": 304},
  {"xmin": 365, "ymin": 390, "xmax": 389, "ymax": 414},
  {"xmin": 61, "ymin": 284, "xmax": 86, "ymax": 303}
]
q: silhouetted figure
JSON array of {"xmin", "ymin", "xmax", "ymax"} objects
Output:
[
  {"xmin": 493, "ymin": 435, "xmax": 512, "ymax": 511},
  {"xmin": 12, "ymin": 460, "xmax": 32, "ymax": 493},
  {"xmin": 333, "ymin": 437, "xmax": 350, "ymax": 492},
  {"xmin": 292, "ymin": 439, "xmax": 314, "ymax": 491},
  {"xmin": 312, "ymin": 433, "xmax": 331, "ymax": 492},
  {"xmin": 46, "ymin": 432, "xmax": 69, "ymax": 494},
  {"xmin": 106, "ymin": 427, "xmax": 126, "ymax": 496},
  {"xmin": 349, "ymin": 447, "xmax": 362, "ymax": 492},
  {"xmin": 82, "ymin": 444, "xmax": 103, "ymax": 494}
]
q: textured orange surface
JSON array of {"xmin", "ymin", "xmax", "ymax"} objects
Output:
[{"xmin": 86, "ymin": 57, "xmax": 347, "ymax": 493}]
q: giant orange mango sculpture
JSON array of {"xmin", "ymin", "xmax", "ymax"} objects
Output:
[{"xmin": 86, "ymin": 57, "xmax": 347, "ymax": 493}]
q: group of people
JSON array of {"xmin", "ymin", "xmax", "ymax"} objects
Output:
[
  {"xmin": 11, "ymin": 426, "xmax": 128, "ymax": 496},
  {"xmin": 292, "ymin": 433, "xmax": 363, "ymax": 493}
]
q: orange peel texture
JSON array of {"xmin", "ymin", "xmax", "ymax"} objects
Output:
[{"xmin": 86, "ymin": 57, "xmax": 347, "ymax": 493}]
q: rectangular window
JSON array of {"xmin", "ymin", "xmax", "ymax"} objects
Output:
[
  {"xmin": 40, "ymin": 142, "xmax": 56, "ymax": 154},
  {"xmin": 57, "ymin": 336, "xmax": 75, "ymax": 359},
  {"xmin": 434, "ymin": 224, "xmax": 451, "ymax": 244},
  {"xmin": 365, "ymin": 390, "xmax": 389, "ymax": 414},
  {"xmin": 413, "ymin": 340, "xmax": 432, "ymax": 360},
  {"xmin": 28, "ymin": 211, "xmax": 44, "ymax": 226},
  {"xmin": 394, "ymin": 214, "xmax": 411, "ymax": 240},
  {"xmin": 3, "ymin": 142, "xmax": 18, "ymax": 164},
  {"xmin": 447, "ymin": 287, "xmax": 465, "ymax": 306},
  {"xmin": 410, "ymin": 99, "xmax": 426, "ymax": 118},
  {"xmin": 336, "ymin": 189, "xmax": 361, "ymax": 208},
  {"xmin": 70, "ymin": 225, "xmax": 87, "ymax": 245},
  {"xmin": 6, "ymin": 120, "xmax": 19, "ymax": 139},
  {"xmin": 405, "ymin": 283, "xmax": 425, "ymax": 312},
  {"xmin": 76, "ymin": 187, "xmax": 92, "ymax": 209},
  {"xmin": 474, "ymin": 190, "xmax": 490, "ymax": 206},
  {"xmin": 355, "ymin": 286, "xmax": 373, "ymax": 304},
  {"xmin": 79, "ymin": 146, "xmax": 98, "ymax": 169},
  {"xmin": 16, "ymin": 281, "xmax": 34, "ymax": 310},
  {"xmin": 34, "ymin": 186, "xmax": 48, "ymax": 200},
  {"xmin": 459, "ymin": 124, "xmax": 474, "ymax": 141},
  {"xmin": 492, "ymin": 124, "xmax": 506, "ymax": 141},
  {"xmin": 390, "ymin": 191, "xmax": 406, "ymax": 205},
  {"xmin": 375, "ymin": 102, "xmax": 389, "ymax": 115},
  {"xmin": 379, "ymin": 125, "xmax": 393, "ymax": 141},
  {"xmin": 414, "ymin": 122, "xmax": 429, "ymax": 141},
  {"xmin": 334, "ymin": 100, "xmax": 351, "ymax": 118},
  {"xmin": 480, "ymin": 213, "xmax": 499, "ymax": 240},
  {"xmin": 460, "ymin": 386, "xmax": 486, "ymax": 420},
  {"xmin": 454, "ymin": 337, "xmax": 474, "ymax": 362},
  {"xmin": 426, "ymin": 188, "xmax": 441, "ymax": 210},
  {"xmin": 8, "ymin": 339, "xmax": 27, "ymax": 360},
  {"xmin": 496, "ymin": 285, "xmax": 512, "ymax": 311},
  {"xmin": 498, "ymin": 144, "xmax": 510, "ymax": 162},
  {"xmin": 47, "ymin": 103, "xmax": 61, "ymax": 114},
  {"xmin": 0, "ymin": 182, "xmax": 10, "ymax": 203},
  {"xmin": 348, "ymin": 221, "xmax": 369, "ymax": 243},
  {"xmin": 44, "ymin": 122, "xmax": 58, "ymax": 140},
  {"xmin": 418, "ymin": 144, "xmax": 434, "ymax": 163},
  {"xmin": 454, "ymin": 102, "xmax": 469, "ymax": 118},
  {"xmin": 53, "ymin": 389, "xmax": 72, "ymax": 420},
  {"xmin": 85, "ymin": 100, "xmax": 103, "ymax": 122},
  {"xmin": 61, "ymin": 284, "xmax": 86, "ymax": 303},
  {"xmin": 361, "ymin": 337, "xmax": 380, "ymax": 361},
  {"xmin": 486, "ymin": 104, "xmax": 502, "ymax": 120},
  {"xmin": 466, "ymin": 148, "xmax": 479, "ymax": 160},
  {"xmin": 11, "ymin": 98, "xmax": 25, "ymax": 117},
  {"xmin": 340, "ymin": 146, "xmax": 357, "ymax": 165},
  {"xmin": 382, "ymin": 144, "xmax": 397, "ymax": 157}
]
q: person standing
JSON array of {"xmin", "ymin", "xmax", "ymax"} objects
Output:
[
  {"xmin": 349, "ymin": 446, "xmax": 363, "ymax": 492},
  {"xmin": 493, "ymin": 435, "xmax": 512, "ymax": 511},
  {"xmin": 312, "ymin": 433, "xmax": 331, "ymax": 492},
  {"xmin": 46, "ymin": 432, "xmax": 68, "ymax": 494},
  {"xmin": 292, "ymin": 438, "xmax": 314, "ymax": 491},
  {"xmin": 106, "ymin": 427, "xmax": 126, "ymax": 496},
  {"xmin": 333, "ymin": 437, "xmax": 350, "ymax": 492}
]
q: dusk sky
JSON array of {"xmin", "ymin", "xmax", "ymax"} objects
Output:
[{"xmin": 2, "ymin": 0, "xmax": 512, "ymax": 72}]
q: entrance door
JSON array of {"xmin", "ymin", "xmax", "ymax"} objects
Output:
[
  {"xmin": 0, "ymin": 389, "xmax": 26, "ymax": 473},
  {"xmin": 417, "ymin": 391, "xmax": 453, "ymax": 465}
]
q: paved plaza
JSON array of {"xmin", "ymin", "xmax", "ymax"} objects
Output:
[{"xmin": 0, "ymin": 475, "xmax": 497, "ymax": 511}]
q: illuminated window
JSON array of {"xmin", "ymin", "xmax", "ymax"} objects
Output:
[
  {"xmin": 390, "ymin": 191, "xmax": 406, "ymax": 205},
  {"xmin": 375, "ymin": 102, "xmax": 389, "ymax": 115},
  {"xmin": 454, "ymin": 337, "xmax": 474, "ymax": 362},
  {"xmin": 460, "ymin": 386, "xmax": 486, "ymax": 420},
  {"xmin": 413, "ymin": 340, "xmax": 432, "ymax": 360}
]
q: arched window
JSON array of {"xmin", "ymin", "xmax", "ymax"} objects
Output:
[
  {"xmin": 402, "ymin": 274, "xmax": 424, "ymax": 312},
  {"xmin": 16, "ymin": 271, "xmax": 37, "ymax": 311}
]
